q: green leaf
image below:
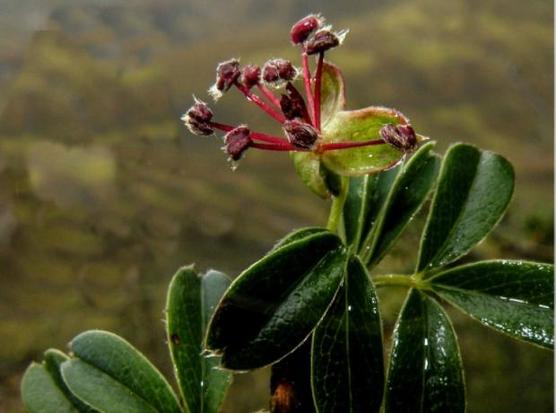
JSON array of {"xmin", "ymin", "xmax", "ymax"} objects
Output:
[
  {"xmin": 61, "ymin": 359, "xmax": 158, "ymax": 413},
  {"xmin": 291, "ymin": 151, "xmax": 333, "ymax": 199},
  {"xmin": 385, "ymin": 290, "xmax": 465, "ymax": 413},
  {"xmin": 417, "ymin": 143, "xmax": 514, "ymax": 272},
  {"xmin": 321, "ymin": 107, "xmax": 408, "ymax": 176},
  {"xmin": 21, "ymin": 363, "xmax": 78, "ymax": 413},
  {"xmin": 270, "ymin": 341, "xmax": 316, "ymax": 413},
  {"xmin": 272, "ymin": 227, "xmax": 328, "ymax": 251},
  {"xmin": 430, "ymin": 260, "xmax": 554, "ymax": 349},
  {"xmin": 362, "ymin": 142, "xmax": 440, "ymax": 266},
  {"xmin": 312, "ymin": 257, "xmax": 384, "ymax": 413},
  {"xmin": 66, "ymin": 330, "xmax": 181, "ymax": 413},
  {"xmin": 166, "ymin": 266, "xmax": 232, "ymax": 413},
  {"xmin": 319, "ymin": 61, "xmax": 346, "ymax": 127},
  {"xmin": 206, "ymin": 231, "xmax": 347, "ymax": 370},
  {"xmin": 342, "ymin": 165, "xmax": 400, "ymax": 250},
  {"xmin": 43, "ymin": 350, "xmax": 97, "ymax": 412}
]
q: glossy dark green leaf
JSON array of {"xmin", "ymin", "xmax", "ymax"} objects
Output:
[
  {"xmin": 362, "ymin": 142, "xmax": 440, "ymax": 266},
  {"xmin": 385, "ymin": 289, "xmax": 465, "ymax": 413},
  {"xmin": 430, "ymin": 260, "xmax": 554, "ymax": 348},
  {"xmin": 205, "ymin": 231, "xmax": 347, "ymax": 370},
  {"xmin": 61, "ymin": 359, "xmax": 158, "ymax": 413},
  {"xmin": 272, "ymin": 227, "xmax": 328, "ymax": 251},
  {"xmin": 270, "ymin": 340, "xmax": 316, "ymax": 413},
  {"xmin": 417, "ymin": 144, "xmax": 514, "ymax": 272},
  {"xmin": 319, "ymin": 61, "xmax": 346, "ymax": 127},
  {"xmin": 65, "ymin": 330, "xmax": 181, "ymax": 413},
  {"xmin": 21, "ymin": 363, "xmax": 78, "ymax": 413},
  {"xmin": 312, "ymin": 257, "xmax": 384, "ymax": 413},
  {"xmin": 43, "ymin": 350, "xmax": 97, "ymax": 412},
  {"xmin": 342, "ymin": 165, "xmax": 400, "ymax": 250},
  {"xmin": 166, "ymin": 266, "xmax": 232, "ymax": 413},
  {"xmin": 321, "ymin": 107, "xmax": 411, "ymax": 176}
]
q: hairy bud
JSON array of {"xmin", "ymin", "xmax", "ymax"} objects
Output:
[
  {"xmin": 210, "ymin": 58, "xmax": 241, "ymax": 99},
  {"xmin": 224, "ymin": 126, "xmax": 252, "ymax": 161},
  {"xmin": 305, "ymin": 29, "xmax": 347, "ymax": 55},
  {"xmin": 379, "ymin": 124, "xmax": 418, "ymax": 152},
  {"xmin": 181, "ymin": 99, "xmax": 214, "ymax": 136},
  {"xmin": 283, "ymin": 120, "xmax": 319, "ymax": 149},
  {"xmin": 240, "ymin": 64, "xmax": 261, "ymax": 89},
  {"xmin": 280, "ymin": 83, "xmax": 309, "ymax": 120},
  {"xmin": 263, "ymin": 59, "xmax": 298, "ymax": 86},
  {"xmin": 290, "ymin": 14, "xmax": 322, "ymax": 44}
]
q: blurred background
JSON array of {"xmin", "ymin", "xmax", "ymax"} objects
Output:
[{"xmin": 0, "ymin": 0, "xmax": 553, "ymax": 411}]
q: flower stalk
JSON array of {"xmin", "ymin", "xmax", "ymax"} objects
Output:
[{"xmin": 181, "ymin": 14, "xmax": 418, "ymax": 166}]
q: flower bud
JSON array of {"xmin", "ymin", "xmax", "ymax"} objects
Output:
[
  {"xmin": 280, "ymin": 83, "xmax": 309, "ymax": 120},
  {"xmin": 182, "ymin": 99, "xmax": 214, "ymax": 136},
  {"xmin": 210, "ymin": 58, "xmax": 241, "ymax": 99},
  {"xmin": 379, "ymin": 124, "xmax": 418, "ymax": 152},
  {"xmin": 240, "ymin": 64, "xmax": 261, "ymax": 89},
  {"xmin": 290, "ymin": 14, "xmax": 322, "ymax": 44},
  {"xmin": 305, "ymin": 29, "xmax": 347, "ymax": 55},
  {"xmin": 263, "ymin": 59, "xmax": 298, "ymax": 86},
  {"xmin": 224, "ymin": 126, "xmax": 252, "ymax": 161},
  {"xmin": 283, "ymin": 119, "xmax": 319, "ymax": 149}
]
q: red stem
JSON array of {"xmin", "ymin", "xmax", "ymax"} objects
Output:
[
  {"xmin": 301, "ymin": 51, "xmax": 315, "ymax": 125},
  {"xmin": 251, "ymin": 132, "xmax": 290, "ymax": 145},
  {"xmin": 252, "ymin": 142, "xmax": 300, "ymax": 151},
  {"xmin": 210, "ymin": 121, "xmax": 288, "ymax": 145},
  {"xmin": 320, "ymin": 139, "xmax": 386, "ymax": 151},
  {"xmin": 236, "ymin": 84, "xmax": 286, "ymax": 123},
  {"xmin": 257, "ymin": 84, "xmax": 282, "ymax": 109},
  {"xmin": 314, "ymin": 52, "xmax": 324, "ymax": 131},
  {"xmin": 210, "ymin": 121, "xmax": 234, "ymax": 132}
]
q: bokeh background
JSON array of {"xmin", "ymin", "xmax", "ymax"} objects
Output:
[{"xmin": 0, "ymin": 0, "xmax": 553, "ymax": 411}]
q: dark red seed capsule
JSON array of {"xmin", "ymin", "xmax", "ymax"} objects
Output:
[
  {"xmin": 305, "ymin": 30, "xmax": 340, "ymax": 55},
  {"xmin": 224, "ymin": 126, "xmax": 252, "ymax": 160},
  {"xmin": 379, "ymin": 124, "xmax": 418, "ymax": 152},
  {"xmin": 283, "ymin": 119, "xmax": 319, "ymax": 149},
  {"xmin": 187, "ymin": 100, "xmax": 213, "ymax": 123},
  {"xmin": 290, "ymin": 15, "xmax": 322, "ymax": 44},
  {"xmin": 215, "ymin": 58, "xmax": 241, "ymax": 92},
  {"xmin": 240, "ymin": 64, "xmax": 261, "ymax": 89},
  {"xmin": 280, "ymin": 83, "xmax": 309, "ymax": 121},
  {"xmin": 263, "ymin": 59, "xmax": 297, "ymax": 85},
  {"xmin": 182, "ymin": 100, "xmax": 214, "ymax": 136}
]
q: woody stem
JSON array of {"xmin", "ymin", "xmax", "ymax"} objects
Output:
[{"xmin": 314, "ymin": 52, "xmax": 324, "ymax": 131}]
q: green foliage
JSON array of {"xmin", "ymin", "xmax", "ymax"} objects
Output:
[
  {"xmin": 417, "ymin": 144, "xmax": 515, "ymax": 272},
  {"xmin": 166, "ymin": 267, "xmax": 232, "ymax": 413},
  {"xmin": 319, "ymin": 61, "xmax": 346, "ymax": 129},
  {"xmin": 21, "ymin": 141, "xmax": 553, "ymax": 413},
  {"xmin": 360, "ymin": 141, "xmax": 440, "ymax": 266},
  {"xmin": 21, "ymin": 268, "xmax": 232, "ymax": 413},
  {"xmin": 203, "ymin": 142, "xmax": 553, "ymax": 412},
  {"xmin": 429, "ymin": 260, "xmax": 554, "ymax": 348},
  {"xmin": 65, "ymin": 330, "xmax": 181, "ymax": 413},
  {"xmin": 385, "ymin": 290, "xmax": 465, "ymax": 413},
  {"xmin": 312, "ymin": 257, "xmax": 384, "ymax": 413},
  {"xmin": 205, "ymin": 231, "xmax": 347, "ymax": 369},
  {"xmin": 21, "ymin": 363, "xmax": 79, "ymax": 413}
]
